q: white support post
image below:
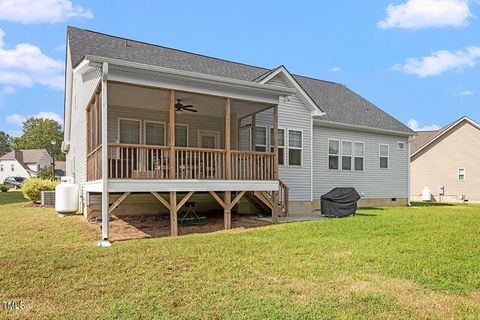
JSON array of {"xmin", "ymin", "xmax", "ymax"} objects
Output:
[{"xmin": 99, "ymin": 62, "xmax": 111, "ymax": 247}]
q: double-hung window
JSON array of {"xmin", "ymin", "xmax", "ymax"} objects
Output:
[
  {"xmin": 328, "ymin": 139, "xmax": 340, "ymax": 170},
  {"xmin": 269, "ymin": 128, "xmax": 285, "ymax": 165},
  {"xmin": 0, "ymin": 164, "xmax": 3, "ymax": 172},
  {"xmin": 255, "ymin": 126, "xmax": 267, "ymax": 152},
  {"xmin": 458, "ymin": 168, "xmax": 465, "ymax": 181},
  {"xmin": 288, "ymin": 130, "xmax": 302, "ymax": 166},
  {"xmin": 354, "ymin": 142, "xmax": 364, "ymax": 171},
  {"xmin": 341, "ymin": 141, "xmax": 352, "ymax": 170},
  {"xmin": 145, "ymin": 121, "xmax": 165, "ymax": 146},
  {"xmin": 119, "ymin": 119, "xmax": 140, "ymax": 144},
  {"xmin": 379, "ymin": 144, "xmax": 389, "ymax": 169},
  {"xmin": 11, "ymin": 163, "xmax": 14, "ymax": 171}
]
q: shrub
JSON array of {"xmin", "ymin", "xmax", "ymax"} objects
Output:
[
  {"xmin": 38, "ymin": 166, "xmax": 54, "ymax": 180},
  {"xmin": 21, "ymin": 178, "xmax": 59, "ymax": 203},
  {"xmin": 0, "ymin": 185, "xmax": 9, "ymax": 192}
]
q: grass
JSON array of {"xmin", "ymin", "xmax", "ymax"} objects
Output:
[{"xmin": 1, "ymin": 192, "xmax": 480, "ymax": 319}]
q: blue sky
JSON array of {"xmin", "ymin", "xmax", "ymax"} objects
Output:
[{"xmin": 0, "ymin": 0, "xmax": 479, "ymax": 135}]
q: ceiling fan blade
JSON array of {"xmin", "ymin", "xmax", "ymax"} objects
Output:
[
  {"xmin": 183, "ymin": 105, "xmax": 195, "ymax": 108},
  {"xmin": 184, "ymin": 108, "xmax": 198, "ymax": 112}
]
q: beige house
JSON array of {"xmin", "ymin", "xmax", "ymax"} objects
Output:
[{"xmin": 410, "ymin": 116, "xmax": 480, "ymax": 202}]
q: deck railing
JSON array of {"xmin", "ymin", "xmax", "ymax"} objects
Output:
[{"xmin": 96, "ymin": 144, "xmax": 276, "ymax": 181}]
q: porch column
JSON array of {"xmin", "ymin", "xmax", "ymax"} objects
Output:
[
  {"xmin": 251, "ymin": 114, "xmax": 256, "ymax": 151},
  {"xmin": 170, "ymin": 191, "xmax": 178, "ymax": 236},
  {"xmin": 99, "ymin": 62, "xmax": 111, "ymax": 246},
  {"xmin": 272, "ymin": 105, "xmax": 279, "ymax": 223},
  {"xmin": 225, "ymin": 98, "xmax": 232, "ymax": 229},
  {"xmin": 225, "ymin": 97, "xmax": 231, "ymax": 179},
  {"xmin": 168, "ymin": 90, "xmax": 176, "ymax": 179}
]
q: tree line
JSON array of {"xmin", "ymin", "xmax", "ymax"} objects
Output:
[{"xmin": 0, "ymin": 117, "xmax": 65, "ymax": 161}]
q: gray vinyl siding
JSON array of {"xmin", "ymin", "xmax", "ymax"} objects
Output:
[
  {"xmin": 259, "ymin": 74, "xmax": 313, "ymax": 202},
  {"xmin": 67, "ymin": 67, "xmax": 101, "ymax": 186},
  {"xmin": 313, "ymin": 125, "xmax": 409, "ymax": 199}
]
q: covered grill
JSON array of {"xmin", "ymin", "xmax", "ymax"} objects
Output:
[{"xmin": 320, "ymin": 187, "xmax": 361, "ymax": 217}]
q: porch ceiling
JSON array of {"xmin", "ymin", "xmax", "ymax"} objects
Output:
[{"xmin": 108, "ymin": 82, "xmax": 272, "ymax": 118}]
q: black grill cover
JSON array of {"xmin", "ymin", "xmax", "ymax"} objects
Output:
[{"xmin": 320, "ymin": 187, "xmax": 361, "ymax": 217}]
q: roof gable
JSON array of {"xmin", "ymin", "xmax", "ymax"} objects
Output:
[
  {"xmin": 411, "ymin": 116, "xmax": 480, "ymax": 157},
  {"xmin": 256, "ymin": 66, "xmax": 324, "ymax": 116}
]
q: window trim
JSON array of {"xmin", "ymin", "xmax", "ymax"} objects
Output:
[
  {"xmin": 197, "ymin": 129, "xmax": 220, "ymax": 149},
  {"xmin": 341, "ymin": 139, "xmax": 353, "ymax": 171},
  {"xmin": 175, "ymin": 123, "xmax": 189, "ymax": 147},
  {"xmin": 379, "ymin": 143, "xmax": 389, "ymax": 169},
  {"xmin": 397, "ymin": 141, "xmax": 406, "ymax": 150},
  {"xmin": 118, "ymin": 117, "xmax": 142, "ymax": 144},
  {"xmin": 328, "ymin": 138, "xmax": 340, "ymax": 170},
  {"xmin": 254, "ymin": 125, "xmax": 267, "ymax": 152},
  {"xmin": 458, "ymin": 167, "xmax": 466, "ymax": 181},
  {"xmin": 143, "ymin": 120, "xmax": 166, "ymax": 146},
  {"xmin": 287, "ymin": 129, "xmax": 303, "ymax": 167},
  {"xmin": 268, "ymin": 126, "xmax": 286, "ymax": 166},
  {"xmin": 354, "ymin": 141, "xmax": 365, "ymax": 172}
]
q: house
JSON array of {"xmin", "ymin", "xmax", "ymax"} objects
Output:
[
  {"xmin": 0, "ymin": 149, "xmax": 52, "ymax": 182},
  {"xmin": 55, "ymin": 161, "xmax": 66, "ymax": 177},
  {"xmin": 410, "ymin": 116, "xmax": 480, "ymax": 202},
  {"xmin": 63, "ymin": 27, "xmax": 413, "ymax": 244}
]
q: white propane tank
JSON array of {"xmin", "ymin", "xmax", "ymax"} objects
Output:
[
  {"xmin": 55, "ymin": 177, "xmax": 79, "ymax": 213},
  {"xmin": 421, "ymin": 187, "xmax": 431, "ymax": 201}
]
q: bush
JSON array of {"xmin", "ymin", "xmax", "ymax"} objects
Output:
[
  {"xmin": 21, "ymin": 178, "xmax": 59, "ymax": 203},
  {"xmin": 38, "ymin": 166, "xmax": 54, "ymax": 180},
  {"xmin": 0, "ymin": 185, "xmax": 9, "ymax": 192}
]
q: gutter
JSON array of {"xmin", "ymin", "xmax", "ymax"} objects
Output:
[
  {"xmin": 81, "ymin": 55, "xmax": 296, "ymax": 97},
  {"xmin": 313, "ymin": 119, "xmax": 414, "ymax": 137}
]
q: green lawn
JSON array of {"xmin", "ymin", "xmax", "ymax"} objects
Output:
[{"xmin": 1, "ymin": 192, "xmax": 480, "ymax": 319}]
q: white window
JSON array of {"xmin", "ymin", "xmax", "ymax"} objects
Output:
[
  {"xmin": 458, "ymin": 168, "xmax": 465, "ymax": 181},
  {"xmin": 328, "ymin": 139, "xmax": 340, "ymax": 170},
  {"xmin": 398, "ymin": 141, "xmax": 406, "ymax": 150},
  {"xmin": 288, "ymin": 130, "xmax": 302, "ymax": 166},
  {"xmin": 270, "ymin": 128, "xmax": 285, "ymax": 165},
  {"xmin": 175, "ymin": 124, "xmax": 188, "ymax": 147},
  {"xmin": 11, "ymin": 163, "xmax": 14, "ymax": 171},
  {"xmin": 354, "ymin": 142, "xmax": 364, "ymax": 171},
  {"xmin": 118, "ymin": 119, "xmax": 140, "ymax": 144},
  {"xmin": 341, "ymin": 140, "xmax": 352, "ymax": 171},
  {"xmin": 379, "ymin": 144, "xmax": 389, "ymax": 169},
  {"xmin": 255, "ymin": 126, "xmax": 267, "ymax": 152},
  {"xmin": 198, "ymin": 129, "xmax": 220, "ymax": 149},
  {"xmin": 144, "ymin": 121, "xmax": 165, "ymax": 146}
]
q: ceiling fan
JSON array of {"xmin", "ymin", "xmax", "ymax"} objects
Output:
[{"xmin": 175, "ymin": 99, "xmax": 197, "ymax": 113}]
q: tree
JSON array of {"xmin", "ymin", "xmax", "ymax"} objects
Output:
[
  {"xmin": 11, "ymin": 117, "xmax": 65, "ymax": 161},
  {"xmin": 0, "ymin": 131, "xmax": 12, "ymax": 157},
  {"xmin": 37, "ymin": 166, "xmax": 54, "ymax": 180}
]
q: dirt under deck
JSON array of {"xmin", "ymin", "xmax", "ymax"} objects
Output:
[{"xmin": 85, "ymin": 211, "xmax": 272, "ymax": 242}]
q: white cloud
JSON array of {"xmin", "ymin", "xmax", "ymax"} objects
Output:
[
  {"xmin": 408, "ymin": 119, "xmax": 440, "ymax": 131},
  {"xmin": 0, "ymin": 28, "xmax": 64, "ymax": 90},
  {"xmin": 330, "ymin": 66, "xmax": 342, "ymax": 72},
  {"xmin": 6, "ymin": 111, "xmax": 63, "ymax": 126},
  {"xmin": 456, "ymin": 90, "xmax": 474, "ymax": 96},
  {"xmin": 393, "ymin": 46, "xmax": 480, "ymax": 77},
  {"xmin": 0, "ymin": 85, "xmax": 15, "ymax": 105},
  {"xmin": 0, "ymin": 0, "xmax": 93, "ymax": 24},
  {"xmin": 378, "ymin": 0, "xmax": 472, "ymax": 29}
]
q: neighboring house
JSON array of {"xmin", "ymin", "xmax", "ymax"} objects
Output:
[
  {"xmin": 63, "ymin": 27, "xmax": 413, "ymax": 243},
  {"xmin": 410, "ymin": 116, "xmax": 480, "ymax": 202},
  {"xmin": 0, "ymin": 149, "xmax": 52, "ymax": 182},
  {"xmin": 55, "ymin": 161, "xmax": 66, "ymax": 177}
]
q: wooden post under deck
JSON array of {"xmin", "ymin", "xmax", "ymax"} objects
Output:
[
  {"xmin": 224, "ymin": 191, "xmax": 231, "ymax": 229},
  {"xmin": 170, "ymin": 191, "xmax": 178, "ymax": 236},
  {"xmin": 272, "ymin": 105, "xmax": 279, "ymax": 223},
  {"xmin": 169, "ymin": 90, "xmax": 175, "ymax": 179}
]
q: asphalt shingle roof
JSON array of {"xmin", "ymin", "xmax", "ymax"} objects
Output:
[{"xmin": 68, "ymin": 27, "xmax": 412, "ymax": 134}]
